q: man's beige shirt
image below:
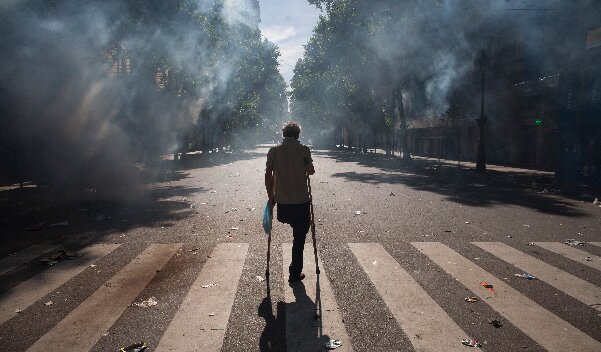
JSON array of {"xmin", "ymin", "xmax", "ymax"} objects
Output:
[{"xmin": 266, "ymin": 138, "xmax": 313, "ymax": 204}]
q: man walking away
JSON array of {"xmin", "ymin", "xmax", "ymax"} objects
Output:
[{"xmin": 265, "ymin": 121, "xmax": 315, "ymax": 282}]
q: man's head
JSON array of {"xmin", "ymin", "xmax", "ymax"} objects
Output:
[{"xmin": 282, "ymin": 121, "xmax": 302, "ymax": 139}]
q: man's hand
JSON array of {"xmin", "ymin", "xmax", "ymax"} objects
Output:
[
  {"xmin": 265, "ymin": 165, "xmax": 275, "ymax": 207},
  {"xmin": 306, "ymin": 163, "xmax": 315, "ymax": 176}
]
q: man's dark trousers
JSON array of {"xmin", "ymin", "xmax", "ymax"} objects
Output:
[{"xmin": 276, "ymin": 203, "xmax": 310, "ymax": 276}]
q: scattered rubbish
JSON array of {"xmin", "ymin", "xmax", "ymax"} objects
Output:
[
  {"xmin": 256, "ymin": 275, "xmax": 265, "ymax": 282},
  {"xmin": 354, "ymin": 211, "xmax": 361, "ymax": 215},
  {"xmin": 102, "ymin": 332, "xmax": 109, "ymax": 337},
  {"xmin": 565, "ymin": 239, "xmax": 586, "ymax": 246},
  {"xmin": 414, "ymin": 334, "xmax": 422, "ymax": 340},
  {"xmin": 39, "ymin": 250, "xmax": 77, "ymax": 266},
  {"xmin": 119, "ymin": 341, "xmax": 147, "ymax": 352},
  {"xmin": 26, "ymin": 221, "xmax": 47, "ymax": 231},
  {"xmin": 51, "ymin": 221, "xmax": 69, "ymax": 227},
  {"xmin": 465, "ymin": 296, "xmax": 479, "ymax": 303},
  {"xmin": 44, "ymin": 301, "xmax": 53, "ymax": 306},
  {"xmin": 208, "ymin": 312, "xmax": 215, "ymax": 316},
  {"xmin": 465, "ymin": 221, "xmax": 471, "ymax": 224},
  {"xmin": 231, "ymin": 227, "xmax": 239, "ymax": 230},
  {"xmin": 209, "ymin": 190, "xmax": 217, "ymax": 193},
  {"xmin": 462, "ymin": 339, "xmax": 482, "ymax": 347},
  {"xmin": 444, "ymin": 230, "xmax": 452, "ymax": 233},
  {"xmin": 515, "ymin": 273, "xmax": 537, "ymax": 280},
  {"xmin": 190, "ymin": 247, "xmax": 199, "ymax": 252},
  {"xmin": 390, "ymin": 192, "xmax": 395, "ymax": 196},
  {"xmin": 132, "ymin": 297, "xmax": 157, "ymax": 308},
  {"xmin": 480, "ymin": 281, "xmax": 495, "ymax": 293},
  {"xmin": 523, "ymin": 224, "xmax": 530, "ymax": 228},
  {"xmin": 325, "ymin": 339, "xmax": 343, "ymax": 349},
  {"xmin": 190, "ymin": 204, "xmax": 196, "ymax": 209},
  {"xmin": 583, "ymin": 257, "xmax": 593, "ymax": 261},
  {"xmin": 201, "ymin": 283, "xmax": 218, "ymax": 288},
  {"xmin": 594, "ymin": 198, "xmax": 601, "ymax": 205},
  {"xmin": 527, "ymin": 242, "xmax": 535, "ymax": 246},
  {"xmin": 319, "ymin": 181, "xmax": 329, "ymax": 184},
  {"xmin": 507, "ymin": 235, "xmax": 512, "ymax": 238},
  {"xmin": 15, "ymin": 308, "xmax": 21, "ymax": 314},
  {"xmin": 489, "ymin": 318, "xmax": 503, "ymax": 328}
]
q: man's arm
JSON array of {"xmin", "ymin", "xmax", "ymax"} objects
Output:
[{"xmin": 265, "ymin": 164, "xmax": 275, "ymax": 206}]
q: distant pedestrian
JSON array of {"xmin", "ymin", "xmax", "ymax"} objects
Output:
[{"xmin": 265, "ymin": 121, "xmax": 315, "ymax": 282}]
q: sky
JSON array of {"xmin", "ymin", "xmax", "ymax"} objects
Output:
[{"xmin": 258, "ymin": 0, "xmax": 322, "ymax": 86}]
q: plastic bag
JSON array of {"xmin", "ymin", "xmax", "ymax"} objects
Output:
[{"xmin": 262, "ymin": 201, "xmax": 273, "ymax": 234}]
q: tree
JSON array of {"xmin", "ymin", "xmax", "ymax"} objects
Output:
[{"xmin": 441, "ymin": 104, "xmax": 468, "ymax": 168}]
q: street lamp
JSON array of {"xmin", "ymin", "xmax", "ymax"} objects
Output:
[{"xmin": 476, "ymin": 51, "xmax": 487, "ymax": 172}]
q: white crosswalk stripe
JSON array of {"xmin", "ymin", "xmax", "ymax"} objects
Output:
[
  {"xmin": 349, "ymin": 243, "xmax": 467, "ymax": 351},
  {"xmin": 413, "ymin": 242, "xmax": 601, "ymax": 352},
  {"xmin": 0, "ymin": 244, "xmax": 58, "ymax": 276},
  {"xmin": 0, "ymin": 243, "xmax": 120, "ymax": 325},
  {"xmin": 26, "ymin": 243, "xmax": 181, "ymax": 352},
  {"xmin": 473, "ymin": 242, "xmax": 601, "ymax": 312},
  {"xmin": 536, "ymin": 242, "xmax": 601, "ymax": 271},
  {"xmin": 156, "ymin": 243, "xmax": 249, "ymax": 352},
  {"xmin": 282, "ymin": 243, "xmax": 352, "ymax": 352}
]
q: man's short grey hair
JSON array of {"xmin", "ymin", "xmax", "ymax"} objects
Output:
[{"xmin": 282, "ymin": 121, "xmax": 302, "ymax": 138}]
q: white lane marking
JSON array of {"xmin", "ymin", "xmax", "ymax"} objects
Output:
[
  {"xmin": 156, "ymin": 243, "xmax": 249, "ymax": 352},
  {"xmin": 0, "ymin": 244, "xmax": 58, "ymax": 276},
  {"xmin": 0, "ymin": 244, "xmax": 120, "ymax": 325},
  {"xmin": 413, "ymin": 242, "xmax": 601, "ymax": 352},
  {"xmin": 536, "ymin": 242, "xmax": 601, "ymax": 272},
  {"xmin": 349, "ymin": 243, "xmax": 467, "ymax": 351},
  {"xmin": 473, "ymin": 242, "xmax": 601, "ymax": 312},
  {"xmin": 26, "ymin": 243, "xmax": 181, "ymax": 352},
  {"xmin": 283, "ymin": 243, "xmax": 352, "ymax": 352}
]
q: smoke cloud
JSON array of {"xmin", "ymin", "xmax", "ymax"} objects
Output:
[{"xmin": 0, "ymin": 0, "xmax": 269, "ymax": 196}]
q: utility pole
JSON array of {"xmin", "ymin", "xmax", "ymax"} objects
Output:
[{"xmin": 476, "ymin": 51, "xmax": 487, "ymax": 172}]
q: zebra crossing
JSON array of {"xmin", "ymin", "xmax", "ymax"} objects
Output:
[{"xmin": 1, "ymin": 240, "xmax": 600, "ymax": 351}]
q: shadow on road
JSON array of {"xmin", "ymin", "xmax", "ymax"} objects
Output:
[
  {"xmin": 316, "ymin": 149, "xmax": 591, "ymax": 217},
  {"xmin": 259, "ymin": 277, "xmax": 331, "ymax": 352}
]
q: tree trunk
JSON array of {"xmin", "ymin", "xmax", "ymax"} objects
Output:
[{"xmin": 395, "ymin": 88, "xmax": 410, "ymax": 160}]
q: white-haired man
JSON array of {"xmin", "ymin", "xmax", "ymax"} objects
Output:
[{"xmin": 265, "ymin": 121, "xmax": 315, "ymax": 282}]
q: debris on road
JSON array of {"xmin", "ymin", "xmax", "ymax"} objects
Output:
[
  {"xmin": 523, "ymin": 224, "xmax": 530, "ymax": 228},
  {"xmin": 325, "ymin": 339, "xmax": 342, "ymax": 349},
  {"xmin": 527, "ymin": 242, "xmax": 535, "ymax": 246},
  {"xmin": 44, "ymin": 301, "xmax": 53, "ymax": 306},
  {"xmin": 565, "ymin": 239, "xmax": 586, "ymax": 246},
  {"xmin": 208, "ymin": 312, "xmax": 215, "ymax": 316},
  {"xmin": 119, "ymin": 341, "xmax": 147, "ymax": 352},
  {"xmin": 354, "ymin": 211, "xmax": 361, "ymax": 215},
  {"xmin": 256, "ymin": 275, "xmax": 265, "ymax": 282},
  {"xmin": 515, "ymin": 273, "xmax": 537, "ymax": 280},
  {"xmin": 230, "ymin": 227, "xmax": 239, "ymax": 230},
  {"xmin": 26, "ymin": 221, "xmax": 47, "ymax": 231},
  {"xmin": 461, "ymin": 339, "xmax": 482, "ymax": 347},
  {"xmin": 15, "ymin": 308, "xmax": 22, "ymax": 314},
  {"xmin": 201, "ymin": 283, "xmax": 218, "ymax": 288},
  {"xmin": 593, "ymin": 198, "xmax": 600, "ymax": 206},
  {"xmin": 132, "ymin": 297, "xmax": 157, "ymax": 308},
  {"xmin": 480, "ymin": 281, "xmax": 495, "ymax": 293},
  {"xmin": 39, "ymin": 250, "xmax": 77, "ymax": 266},
  {"xmin": 390, "ymin": 192, "xmax": 395, "ymax": 196},
  {"xmin": 465, "ymin": 296, "xmax": 479, "ymax": 303},
  {"xmin": 51, "ymin": 220, "xmax": 69, "ymax": 227},
  {"xmin": 489, "ymin": 318, "xmax": 503, "ymax": 328}
]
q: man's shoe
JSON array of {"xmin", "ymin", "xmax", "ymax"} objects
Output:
[{"xmin": 288, "ymin": 273, "xmax": 305, "ymax": 283}]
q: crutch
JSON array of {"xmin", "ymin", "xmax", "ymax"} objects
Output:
[
  {"xmin": 307, "ymin": 175, "xmax": 320, "ymax": 275},
  {"xmin": 265, "ymin": 228, "xmax": 272, "ymax": 277}
]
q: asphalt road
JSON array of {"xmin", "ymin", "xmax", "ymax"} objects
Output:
[{"xmin": 1, "ymin": 145, "xmax": 600, "ymax": 351}]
